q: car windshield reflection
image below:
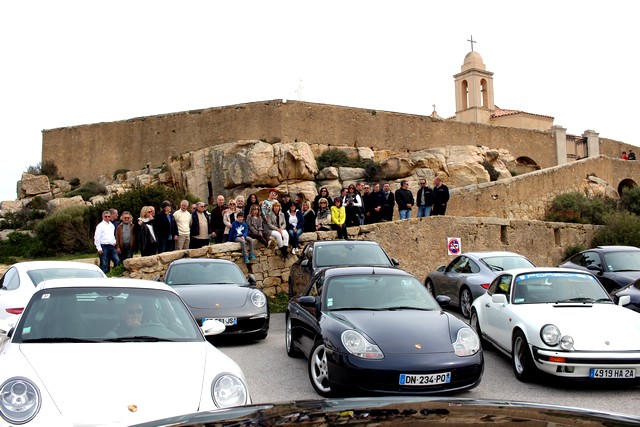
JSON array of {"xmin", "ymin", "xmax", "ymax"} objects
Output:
[
  {"xmin": 482, "ymin": 256, "xmax": 535, "ymax": 272},
  {"xmin": 315, "ymin": 245, "xmax": 392, "ymax": 268},
  {"xmin": 166, "ymin": 262, "xmax": 246, "ymax": 285},
  {"xmin": 324, "ymin": 275, "xmax": 438, "ymax": 311},
  {"xmin": 15, "ymin": 288, "xmax": 203, "ymax": 343},
  {"xmin": 603, "ymin": 251, "xmax": 640, "ymax": 272},
  {"xmin": 512, "ymin": 272, "xmax": 612, "ymax": 305}
]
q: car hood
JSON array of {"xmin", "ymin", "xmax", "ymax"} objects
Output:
[
  {"xmin": 608, "ymin": 271, "xmax": 640, "ymax": 284},
  {"xmin": 173, "ymin": 284, "xmax": 248, "ymax": 309},
  {"xmin": 20, "ymin": 342, "xmax": 209, "ymax": 424},
  {"xmin": 516, "ymin": 303, "xmax": 640, "ymax": 350},
  {"xmin": 330, "ymin": 310, "xmax": 455, "ymax": 354}
]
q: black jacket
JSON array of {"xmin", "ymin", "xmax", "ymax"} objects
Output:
[{"xmin": 416, "ymin": 186, "xmax": 435, "ymax": 207}]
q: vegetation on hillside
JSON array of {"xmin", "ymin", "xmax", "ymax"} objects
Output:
[{"xmin": 316, "ymin": 148, "xmax": 381, "ymax": 182}]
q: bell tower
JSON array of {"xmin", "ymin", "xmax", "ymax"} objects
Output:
[{"xmin": 454, "ymin": 38, "xmax": 495, "ymax": 124}]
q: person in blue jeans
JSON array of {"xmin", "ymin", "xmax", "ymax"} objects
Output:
[
  {"xmin": 228, "ymin": 212, "xmax": 256, "ymax": 263},
  {"xmin": 285, "ymin": 203, "xmax": 305, "ymax": 255},
  {"xmin": 395, "ymin": 180, "xmax": 414, "ymax": 220},
  {"xmin": 416, "ymin": 179, "xmax": 434, "ymax": 217}
]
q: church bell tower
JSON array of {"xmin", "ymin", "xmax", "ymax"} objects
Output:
[{"xmin": 454, "ymin": 41, "xmax": 495, "ymax": 124}]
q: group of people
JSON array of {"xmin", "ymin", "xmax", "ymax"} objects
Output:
[
  {"xmin": 93, "ymin": 176, "xmax": 450, "ymax": 273},
  {"xmin": 621, "ymin": 150, "xmax": 636, "ymax": 160}
]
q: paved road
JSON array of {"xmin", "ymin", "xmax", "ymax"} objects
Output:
[{"xmin": 216, "ymin": 313, "xmax": 640, "ymax": 418}]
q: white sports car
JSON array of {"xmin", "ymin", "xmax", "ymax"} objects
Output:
[
  {"xmin": 0, "ymin": 278, "xmax": 250, "ymax": 426},
  {"xmin": 470, "ymin": 267, "xmax": 640, "ymax": 383},
  {"xmin": 0, "ymin": 261, "xmax": 106, "ymax": 319}
]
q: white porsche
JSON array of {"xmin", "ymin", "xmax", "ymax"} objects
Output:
[
  {"xmin": 0, "ymin": 278, "xmax": 250, "ymax": 426},
  {"xmin": 470, "ymin": 267, "xmax": 640, "ymax": 383}
]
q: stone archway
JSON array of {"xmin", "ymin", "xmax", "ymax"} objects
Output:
[
  {"xmin": 512, "ymin": 156, "xmax": 540, "ymax": 175},
  {"xmin": 618, "ymin": 178, "xmax": 637, "ymax": 195}
]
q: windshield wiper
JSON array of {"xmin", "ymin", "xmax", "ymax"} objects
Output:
[
  {"xmin": 330, "ymin": 307, "xmax": 385, "ymax": 311},
  {"xmin": 486, "ymin": 264, "xmax": 503, "ymax": 271},
  {"xmin": 384, "ymin": 306, "xmax": 432, "ymax": 311},
  {"xmin": 22, "ymin": 337, "xmax": 100, "ymax": 343},
  {"xmin": 103, "ymin": 336, "xmax": 175, "ymax": 342},
  {"xmin": 555, "ymin": 297, "xmax": 598, "ymax": 304}
]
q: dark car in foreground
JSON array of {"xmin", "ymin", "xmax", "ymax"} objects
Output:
[
  {"xmin": 288, "ymin": 240, "xmax": 399, "ymax": 296},
  {"xmin": 559, "ymin": 245, "xmax": 640, "ymax": 292},
  {"xmin": 285, "ymin": 266, "xmax": 483, "ymax": 397},
  {"xmin": 162, "ymin": 258, "xmax": 269, "ymax": 339},
  {"xmin": 131, "ymin": 396, "xmax": 640, "ymax": 427},
  {"xmin": 424, "ymin": 251, "xmax": 535, "ymax": 318}
]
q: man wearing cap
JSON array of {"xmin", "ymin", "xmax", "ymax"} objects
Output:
[
  {"xmin": 154, "ymin": 200, "xmax": 179, "ymax": 253},
  {"xmin": 395, "ymin": 180, "xmax": 414, "ymax": 220}
]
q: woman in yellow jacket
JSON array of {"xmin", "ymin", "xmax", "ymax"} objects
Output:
[{"xmin": 331, "ymin": 197, "xmax": 348, "ymax": 240}]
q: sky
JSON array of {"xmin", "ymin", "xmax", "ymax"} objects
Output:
[{"xmin": 1, "ymin": 1, "xmax": 637, "ymax": 202}]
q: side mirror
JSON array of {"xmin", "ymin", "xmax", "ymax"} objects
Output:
[
  {"xmin": 247, "ymin": 274, "xmax": 257, "ymax": 287},
  {"xmin": 435, "ymin": 295, "xmax": 451, "ymax": 307},
  {"xmin": 491, "ymin": 294, "xmax": 508, "ymax": 305},
  {"xmin": 618, "ymin": 295, "xmax": 631, "ymax": 306},
  {"xmin": 436, "ymin": 265, "xmax": 446, "ymax": 272},
  {"xmin": 391, "ymin": 258, "xmax": 400, "ymax": 266},
  {"xmin": 301, "ymin": 259, "xmax": 309, "ymax": 267},
  {"xmin": 586, "ymin": 265, "xmax": 602, "ymax": 273},
  {"xmin": 201, "ymin": 319, "xmax": 226, "ymax": 336},
  {"xmin": 153, "ymin": 275, "xmax": 162, "ymax": 282},
  {"xmin": 298, "ymin": 295, "xmax": 317, "ymax": 308}
]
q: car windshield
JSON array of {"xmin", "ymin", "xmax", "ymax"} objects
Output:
[
  {"xmin": 27, "ymin": 268, "xmax": 104, "ymax": 286},
  {"xmin": 14, "ymin": 287, "xmax": 203, "ymax": 343},
  {"xmin": 324, "ymin": 275, "xmax": 439, "ymax": 311},
  {"xmin": 602, "ymin": 251, "xmax": 640, "ymax": 272},
  {"xmin": 482, "ymin": 256, "xmax": 535, "ymax": 272},
  {"xmin": 512, "ymin": 272, "xmax": 611, "ymax": 305},
  {"xmin": 166, "ymin": 262, "xmax": 246, "ymax": 285},
  {"xmin": 314, "ymin": 244, "xmax": 392, "ymax": 268}
]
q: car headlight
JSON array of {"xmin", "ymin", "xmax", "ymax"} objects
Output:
[
  {"xmin": 560, "ymin": 335, "xmax": 574, "ymax": 350},
  {"xmin": 211, "ymin": 373, "xmax": 248, "ymax": 408},
  {"xmin": 250, "ymin": 290, "xmax": 266, "ymax": 308},
  {"xmin": 453, "ymin": 327, "xmax": 480, "ymax": 356},
  {"xmin": 341, "ymin": 330, "xmax": 384, "ymax": 359},
  {"xmin": 0, "ymin": 377, "xmax": 41, "ymax": 424},
  {"xmin": 541, "ymin": 324, "xmax": 561, "ymax": 346}
]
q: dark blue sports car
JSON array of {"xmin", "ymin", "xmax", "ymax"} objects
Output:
[{"xmin": 285, "ymin": 266, "xmax": 483, "ymax": 397}]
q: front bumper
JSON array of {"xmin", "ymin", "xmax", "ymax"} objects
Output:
[
  {"xmin": 532, "ymin": 346, "xmax": 640, "ymax": 382},
  {"xmin": 327, "ymin": 350, "xmax": 483, "ymax": 395}
]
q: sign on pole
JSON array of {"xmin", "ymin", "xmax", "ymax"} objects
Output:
[{"xmin": 447, "ymin": 237, "xmax": 461, "ymax": 256}]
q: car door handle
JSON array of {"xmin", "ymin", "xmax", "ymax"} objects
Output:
[{"xmin": 485, "ymin": 303, "xmax": 490, "ymax": 307}]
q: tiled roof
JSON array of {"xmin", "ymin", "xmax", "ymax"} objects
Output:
[{"xmin": 492, "ymin": 106, "xmax": 554, "ymax": 120}]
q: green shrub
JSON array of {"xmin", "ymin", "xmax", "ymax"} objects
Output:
[
  {"xmin": 592, "ymin": 211, "xmax": 640, "ymax": 247},
  {"xmin": 545, "ymin": 192, "xmax": 616, "ymax": 225},
  {"xmin": 35, "ymin": 205, "xmax": 93, "ymax": 254},
  {"xmin": 0, "ymin": 208, "xmax": 46, "ymax": 230},
  {"xmin": 563, "ymin": 244, "xmax": 587, "ymax": 260},
  {"xmin": 316, "ymin": 148, "xmax": 382, "ymax": 181},
  {"xmin": 268, "ymin": 291, "xmax": 290, "ymax": 313},
  {"xmin": 26, "ymin": 196, "xmax": 47, "ymax": 210},
  {"xmin": 620, "ymin": 186, "xmax": 640, "ymax": 217},
  {"xmin": 107, "ymin": 265, "xmax": 126, "ymax": 277},
  {"xmin": 69, "ymin": 177, "xmax": 81, "ymax": 188},
  {"xmin": 66, "ymin": 181, "xmax": 108, "ymax": 201},
  {"xmin": 0, "ymin": 231, "xmax": 46, "ymax": 263},
  {"xmin": 361, "ymin": 159, "xmax": 382, "ymax": 182},
  {"xmin": 90, "ymin": 186, "xmax": 180, "ymax": 222},
  {"xmin": 26, "ymin": 159, "xmax": 61, "ymax": 180}
]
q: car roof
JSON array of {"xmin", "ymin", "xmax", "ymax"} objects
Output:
[
  {"xmin": 10, "ymin": 260, "xmax": 104, "ymax": 272},
  {"xmin": 462, "ymin": 251, "xmax": 528, "ymax": 258},
  {"xmin": 168, "ymin": 258, "xmax": 234, "ymax": 265},
  {"xmin": 35, "ymin": 277, "xmax": 174, "ymax": 293},
  {"xmin": 499, "ymin": 266, "xmax": 594, "ymax": 276},
  {"xmin": 321, "ymin": 266, "xmax": 412, "ymax": 278},
  {"xmin": 593, "ymin": 246, "xmax": 640, "ymax": 252},
  {"xmin": 310, "ymin": 240, "xmax": 382, "ymax": 247}
]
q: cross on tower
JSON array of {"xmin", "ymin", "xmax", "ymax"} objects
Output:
[{"xmin": 467, "ymin": 35, "xmax": 476, "ymax": 51}]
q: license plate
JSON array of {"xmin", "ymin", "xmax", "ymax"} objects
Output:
[
  {"xmin": 204, "ymin": 317, "xmax": 237, "ymax": 326},
  {"xmin": 399, "ymin": 372, "xmax": 451, "ymax": 386},
  {"xmin": 590, "ymin": 368, "xmax": 636, "ymax": 379}
]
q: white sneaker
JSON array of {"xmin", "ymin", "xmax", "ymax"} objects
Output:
[{"xmin": 292, "ymin": 248, "xmax": 297, "ymax": 255}]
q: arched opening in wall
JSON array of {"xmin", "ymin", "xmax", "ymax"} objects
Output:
[
  {"xmin": 481, "ymin": 79, "xmax": 488, "ymax": 107},
  {"xmin": 512, "ymin": 156, "xmax": 540, "ymax": 176},
  {"xmin": 618, "ymin": 178, "xmax": 637, "ymax": 196},
  {"xmin": 462, "ymin": 80, "xmax": 469, "ymax": 109}
]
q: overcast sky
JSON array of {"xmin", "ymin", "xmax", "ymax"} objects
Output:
[{"xmin": 1, "ymin": 1, "xmax": 636, "ymax": 202}]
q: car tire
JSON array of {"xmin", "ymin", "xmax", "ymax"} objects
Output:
[
  {"xmin": 459, "ymin": 287, "xmax": 472, "ymax": 319},
  {"xmin": 425, "ymin": 279, "xmax": 435, "ymax": 297},
  {"xmin": 512, "ymin": 330, "xmax": 536, "ymax": 382},
  {"xmin": 308, "ymin": 340, "xmax": 334, "ymax": 397},
  {"xmin": 285, "ymin": 314, "xmax": 301, "ymax": 358},
  {"xmin": 470, "ymin": 308, "xmax": 490, "ymax": 350}
]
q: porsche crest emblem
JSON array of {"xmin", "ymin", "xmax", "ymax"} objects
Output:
[
  {"xmin": 128, "ymin": 405, "xmax": 138, "ymax": 413},
  {"xmin": 415, "ymin": 344, "xmax": 422, "ymax": 349}
]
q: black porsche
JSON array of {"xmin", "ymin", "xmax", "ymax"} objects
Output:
[{"xmin": 285, "ymin": 266, "xmax": 483, "ymax": 397}]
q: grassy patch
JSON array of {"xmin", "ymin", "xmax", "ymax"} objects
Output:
[{"xmin": 268, "ymin": 291, "xmax": 290, "ymax": 313}]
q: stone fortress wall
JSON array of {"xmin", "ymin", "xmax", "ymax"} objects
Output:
[{"xmin": 43, "ymin": 100, "xmax": 565, "ymax": 185}]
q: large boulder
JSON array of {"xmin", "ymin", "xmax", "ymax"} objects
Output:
[
  {"xmin": 581, "ymin": 175, "xmax": 619, "ymax": 199},
  {"xmin": 338, "ymin": 167, "xmax": 366, "ymax": 182},
  {"xmin": 380, "ymin": 157, "xmax": 414, "ymax": 179},
  {"xmin": 47, "ymin": 195, "xmax": 87, "ymax": 214},
  {"xmin": 19, "ymin": 173, "xmax": 50, "ymax": 198}
]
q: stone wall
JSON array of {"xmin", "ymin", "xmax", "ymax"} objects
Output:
[
  {"xmin": 42, "ymin": 100, "xmax": 556, "ymax": 186},
  {"xmin": 124, "ymin": 216, "xmax": 599, "ymax": 295}
]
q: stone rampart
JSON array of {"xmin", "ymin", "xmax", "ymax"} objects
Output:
[
  {"xmin": 448, "ymin": 156, "xmax": 639, "ymax": 220},
  {"xmin": 42, "ymin": 100, "xmax": 556, "ymax": 185},
  {"xmin": 124, "ymin": 216, "xmax": 599, "ymax": 295}
]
